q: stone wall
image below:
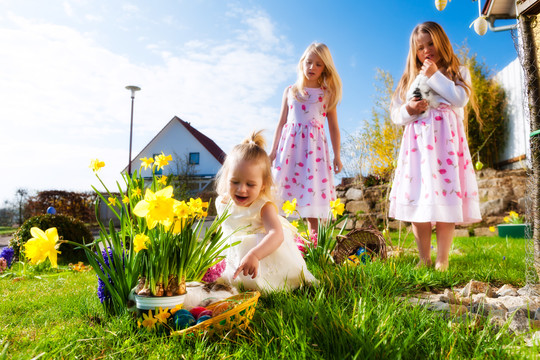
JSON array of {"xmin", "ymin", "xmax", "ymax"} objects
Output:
[{"xmin": 336, "ymin": 168, "xmax": 529, "ymax": 232}]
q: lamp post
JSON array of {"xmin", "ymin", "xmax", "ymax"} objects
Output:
[{"xmin": 125, "ymin": 85, "xmax": 141, "ymax": 176}]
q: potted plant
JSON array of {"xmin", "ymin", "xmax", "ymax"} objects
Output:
[
  {"xmin": 84, "ymin": 154, "xmax": 233, "ymax": 315},
  {"xmin": 497, "ymin": 211, "xmax": 531, "ymax": 238}
]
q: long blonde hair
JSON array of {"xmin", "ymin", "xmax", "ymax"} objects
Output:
[
  {"xmin": 291, "ymin": 43, "xmax": 342, "ymax": 111},
  {"xmin": 393, "ymin": 21, "xmax": 472, "ymax": 103},
  {"xmin": 215, "ymin": 130, "xmax": 274, "ymax": 200}
]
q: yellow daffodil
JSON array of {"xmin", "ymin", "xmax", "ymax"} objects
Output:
[
  {"xmin": 291, "ymin": 220, "xmax": 299, "ymax": 229},
  {"xmin": 503, "ymin": 216, "xmax": 510, "ymax": 224},
  {"xmin": 131, "ymin": 187, "xmax": 142, "ymax": 198},
  {"xmin": 133, "ymin": 186, "xmax": 175, "ymax": 229},
  {"xmin": 157, "ymin": 176, "xmax": 168, "ymax": 185},
  {"xmin": 154, "ymin": 307, "xmax": 171, "ymax": 323},
  {"xmin": 187, "ymin": 198, "xmax": 208, "ymax": 217},
  {"xmin": 122, "ymin": 196, "xmax": 130, "ymax": 204},
  {"xmin": 154, "ymin": 152, "xmax": 173, "ymax": 171},
  {"xmin": 140, "ymin": 157, "xmax": 154, "ymax": 170},
  {"xmin": 330, "ymin": 198, "xmax": 345, "ymax": 218},
  {"xmin": 170, "ymin": 304, "xmax": 183, "ymax": 315},
  {"xmin": 282, "ymin": 199, "xmax": 297, "ymax": 217},
  {"xmin": 89, "ymin": 159, "xmax": 105, "ymax": 172},
  {"xmin": 108, "ymin": 197, "xmax": 118, "ymax": 206},
  {"xmin": 140, "ymin": 310, "xmax": 158, "ymax": 329},
  {"xmin": 133, "ymin": 234, "xmax": 149, "ymax": 253},
  {"xmin": 489, "ymin": 226, "xmax": 496, "ymax": 233},
  {"xmin": 24, "ymin": 227, "xmax": 61, "ymax": 268}
]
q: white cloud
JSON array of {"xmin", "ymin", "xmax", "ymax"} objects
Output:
[{"xmin": 0, "ymin": 7, "xmax": 295, "ymax": 204}]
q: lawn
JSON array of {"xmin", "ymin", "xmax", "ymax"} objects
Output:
[
  {"xmin": 0, "ymin": 227, "xmax": 15, "ymax": 236},
  {"xmin": 0, "ymin": 233, "xmax": 537, "ymax": 359}
]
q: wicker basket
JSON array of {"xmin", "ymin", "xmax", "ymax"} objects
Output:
[
  {"xmin": 172, "ymin": 291, "xmax": 260, "ymax": 337},
  {"xmin": 332, "ymin": 228, "xmax": 387, "ymax": 264}
]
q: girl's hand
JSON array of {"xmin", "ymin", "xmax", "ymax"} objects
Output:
[
  {"xmin": 420, "ymin": 59, "xmax": 438, "ymax": 78},
  {"xmin": 333, "ymin": 157, "xmax": 343, "ymax": 174},
  {"xmin": 406, "ymin": 98, "xmax": 428, "ymax": 115},
  {"xmin": 233, "ymin": 252, "xmax": 259, "ymax": 279}
]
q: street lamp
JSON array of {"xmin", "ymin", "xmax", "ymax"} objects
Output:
[{"xmin": 125, "ymin": 85, "xmax": 141, "ymax": 176}]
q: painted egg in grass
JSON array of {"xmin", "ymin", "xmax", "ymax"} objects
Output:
[
  {"xmin": 174, "ymin": 314, "xmax": 196, "ymax": 330},
  {"xmin": 474, "ymin": 17, "xmax": 488, "ymax": 36},
  {"xmin": 196, "ymin": 315, "xmax": 212, "ymax": 324},
  {"xmin": 435, "ymin": 0, "xmax": 447, "ymax": 11}
]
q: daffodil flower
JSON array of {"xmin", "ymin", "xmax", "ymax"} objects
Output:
[
  {"xmin": 133, "ymin": 186, "xmax": 175, "ymax": 229},
  {"xmin": 170, "ymin": 304, "xmax": 183, "ymax": 315},
  {"xmin": 131, "ymin": 187, "xmax": 142, "ymax": 198},
  {"xmin": 187, "ymin": 198, "xmax": 209, "ymax": 217},
  {"xmin": 154, "ymin": 152, "xmax": 173, "ymax": 171},
  {"xmin": 24, "ymin": 227, "xmax": 61, "ymax": 268},
  {"xmin": 489, "ymin": 226, "xmax": 496, "ymax": 233},
  {"xmin": 133, "ymin": 234, "xmax": 149, "ymax": 253},
  {"xmin": 140, "ymin": 157, "xmax": 154, "ymax": 170},
  {"xmin": 89, "ymin": 159, "xmax": 105, "ymax": 172},
  {"xmin": 291, "ymin": 220, "xmax": 299, "ymax": 229},
  {"xmin": 157, "ymin": 176, "xmax": 168, "ymax": 185},
  {"xmin": 154, "ymin": 307, "xmax": 171, "ymax": 323},
  {"xmin": 330, "ymin": 198, "xmax": 345, "ymax": 218},
  {"xmin": 282, "ymin": 199, "xmax": 297, "ymax": 217},
  {"xmin": 140, "ymin": 310, "xmax": 158, "ymax": 329},
  {"xmin": 122, "ymin": 196, "xmax": 129, "ymax": 204},
  {"xmin": 108, "ymin": 197, "xmax": 118, "ymax": 206}
]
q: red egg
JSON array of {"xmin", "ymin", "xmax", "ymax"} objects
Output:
[
  {"xmin": 189, "ymin": 306, "xmax": 207, "ymax": 319},
  {"xmin": 199, "ymin": 309, "xmax": 213, "ymax": 318}
]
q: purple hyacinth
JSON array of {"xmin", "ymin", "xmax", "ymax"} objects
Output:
[
  {"xmin": 96, "ymin": 247, "xmax": 113, "ymax": 304},
  {"xmin": 0, "ymin": 247, "xmax": 14, "ymax": 268}
]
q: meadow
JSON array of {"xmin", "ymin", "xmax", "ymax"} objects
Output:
[{"xmin": 0, "ymin": 232, "xmax": 537, "ymax": 359}]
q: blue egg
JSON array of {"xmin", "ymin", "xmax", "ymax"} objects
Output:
[
  {"xmin": 174, "ymin": 314, "xmax": 196, "ymax": 330},
  {"xmin": 173, "ymin": 309, "xmax": 192, "ymax": 318},
  {"xmin": 196, "ymin": 315, "xmax": 212, "ymax": 324}
]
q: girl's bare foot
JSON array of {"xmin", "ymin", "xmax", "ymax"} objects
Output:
[
  {"xmin": 416, "ymin": 259, "xmax": 432, "ymax": 268},
  {"xmin": 435, "ymin": 261, "xmax": 448, "ymax": 271}
]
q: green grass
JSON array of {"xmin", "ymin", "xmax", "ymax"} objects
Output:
[
  {"xmin": 0, "ymin": 234, "xmax": 537, "ymax": 359},
  {"xmin": 0, "ymin": 227, "xmax": 15, "ymax": 236}
]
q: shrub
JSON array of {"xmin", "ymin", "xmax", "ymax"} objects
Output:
[
  {"xmin": 10, "ymin": 214, "xmax": 94, "ymax": 265},
  {"xmin": 25, "ymin": 190, "xmax": 97, "ymax": 223}
]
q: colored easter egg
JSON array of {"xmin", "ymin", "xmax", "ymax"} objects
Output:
[
  {"xmin": 174, "ymin": 314, "xmax": 196, "ymax": 330},
  {"xmin": 474, "ymin": 17, "xmax": 488, "ymax": 36},
  {"xmin": 199, "ymin": 309, "xmax": 213, "ymax": 318},
  {"xmin": 189, "ymin": 306, "xmax": 207, "ymax": 319},
  {"xmin": 347, "ymin": 255, "xmax": 360, "ymax": 265},
  {"xmin": 196, "ymin": 315, "xmax": 212, "ymax": 324},
  {"xmin": 173, "ymin": 309, "xmax": 192, "ymax": 318},
  {"xmin": 434, "ymin": 0, "xmax": 447, "ymax": 11},
  {"xmin": 212, "ymin": 302, "xmax": 232, "ymax": 317},
  {"xmin": 475, "ymin": 160, "xmax": 484, "ymax": 171}
]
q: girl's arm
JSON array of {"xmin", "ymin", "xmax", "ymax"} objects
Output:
[
  {"xmin": 426, "ymin": 65, "xmax": 470, "ymax": 107},
  {"xmin": 390, "ymin": 95, "xmax": 426, "ymax": 126},
  {"xmin": 233, "ymin": 202, "xmax": 284, "ymax": 279},
  {"xmin": 327, "ymin": 107, "xmax": 343, "ymax": 174},
  {"xmin": 269, "ymin": 87, "xmax": 290, "ymax": 162}
]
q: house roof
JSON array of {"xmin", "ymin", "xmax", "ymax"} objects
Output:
[
  {"xmin": 124, "ymin": 116, "xmax": 226, "ymax": 173},
  {"xmin": 174, "ymin": 117, "xmax": 226, "ymax": 164},
  {"xmin": 482, "ymin": 0, "xmax": 540, "ymax": 18}
]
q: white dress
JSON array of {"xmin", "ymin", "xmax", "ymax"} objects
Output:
[{"xmin": 216, "ymin": 195, "xmax": 317, "ymax": 293}]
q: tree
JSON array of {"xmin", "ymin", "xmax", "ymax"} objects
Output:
[
  {"xmin": 171, "ymin": 152, "xmax": 197, "ymax": 201},
  {"xmin": 15, "ymin": 188, "xmax": 29, "ymax": 226}
]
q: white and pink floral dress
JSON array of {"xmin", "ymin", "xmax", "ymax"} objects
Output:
[
  {"xmin": 389, "ymin": 67, "xmax": 482, "ymax": 224},
  {"xmin": 272, "ymin": 86, "xmax": 336, "ymax": 219}
]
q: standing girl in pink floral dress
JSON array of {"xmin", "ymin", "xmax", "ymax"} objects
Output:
[
  {"xmin": 269, "ymin": 43, "xmax": 343, "ymax": 235},
  {"xmin": 389, "ymin": 22, "xmax": 481, "ymax": 270}
]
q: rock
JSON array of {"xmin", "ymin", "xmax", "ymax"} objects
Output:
[
  {"xmin": 461, "ymin": 280, "xmax": 494, "ymax": 298},
  {"xmin": 343, "ymin": 218, "xmax": 355, "ymax": 230},
  {"xmin": 518, "ymin": 284, "xmax": 540, "ymax": 297},
  {"xmin": 480, "ymin": 198, "xmax": 510, "ymax": 217},
  {"xmin": 345, "ymin": 188, "xmax": 363, "ymax": 201},
  {"xmin": 473, "ymin": 227, "xmax": 496, "ymax": 237},
  {"xmin": 449, "ymin": 304, "xmax": 468, "ymax": 316},
  {"xmin": 496, "ymin": 284, "xmax": 518, "ymax": 297},
  {"xmin": 454, "ymin": 228, "xmax": 470, "ymax": 237},
  {"xmin": 441, "ymin": 289, "xmax": 460, "ymax": 304},
  {"xmin": 346, "ymin": 200, "xmax": 370, "ymax": 214},
  {"xmin": 525, "ymin": 331, "xmax": 540, "ymax": 347},
  {"xmin": 428, "ymin": 301, "xmax": 450, "ymax": 312},
  {"xmin": 387, "ymin": 220, "xmax": 402, "ymax": 231},
  {"xmin": 507, "ymin": 308, "xmax": 531, "ymax": 334}
]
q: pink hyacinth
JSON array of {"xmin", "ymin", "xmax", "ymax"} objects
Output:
[{"xmin": 202, "ymin": 259, "xmax": 226, "ymax": 283}]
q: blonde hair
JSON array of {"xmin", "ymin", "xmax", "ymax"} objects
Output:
[
  {"xmin": 393, "ymin": 21, "xmax": 472, "ymax": 103},
  {"xmin": 215, "ymin": 130, "xmax": 274, "ymax": 200},
  {"xmin": 291, "ymin": 43, "xmax": 342, "ymax": 111}
]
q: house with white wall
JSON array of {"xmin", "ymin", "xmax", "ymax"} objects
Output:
[{"xmin": 124, "ymin": 116, "xmax": 226, "ymax": 192}]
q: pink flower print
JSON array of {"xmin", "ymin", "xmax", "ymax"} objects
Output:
[
  {"xmin": 287, "ymin": 192, "xmax": 292, "ymax": 197},
  {"xmin": 310, "ymin": 133, "xmax": 314, "ymax": 139},
  {"xmin": 318, "ymin": 146, "xmax": 321, "ymax": 151},
  {"xmin": 458, "ymin": 152, "xmax": 464, "ymax": 157},
  {"xmin": 451, "ymin": 130, "xmax": 456, "ymax": 137},
  {"xmin": 322, "ymin": 112, "xmax": 326, "ymax": 117},
  {"xmin": 442, "ymin": 189, "xmax": 447, "ymax": 197},
  {"xmin": 414, "ymin": 135, "xmax": 418, "ymax": 140},
  {"xmin": 284, "ymin": 185, "xmax": 291, "ymax": 189},
  {"xmin": 302, "ymin": 104, "xmax": 306, "ymax": 111},
  {"xmin": 323, "ymin": 104, "xmax": 326, "ymax": 109},
  {"xmin": 439, "ymin": 169, "xmax": 447, "ymax": 174},
  {"xmin": 472, "ymin": 191, "xmax": 478, "ymax": 196},
  {"xmin": 308, "ymin": 188, "xmax": 313, "ymax": 192},
  {"xmin": 411, "ymin": 148, "xmax": 418, "ymax": 152},
  {"xmin": 300, "ymin": 194, "xmax": 304, "ymax": 199},
  {"xmin": 435, "ymin": 116, "xmax": 442, "ymax": 121},
  {"xmin": 435, "ymin": 191, "xmax": 439, "ymax": 196},
  {"xmin": 448, "ymin": 151, "xmax": 455, "ymax": 155},
  {"xmin": 318, "ymin": 96, "xmax": 323, "ymax": 102},
  {"xmin": 427, "ymin": 144, "xmax": 434, "ymax": 150},
  {"xmin": 301, "ymin": 185, "xmax": 305, "ymax": 189},
  {"xmin": 446, "ymin": 158, "xmax": 453, "ymax": 165},
  {"xmin": 292, "ymin": 178, "xmax": 297, "ymax": 184},
  {"xmin": 291, "ymin": 144, "xmax": 295, "ymax": 149},
  {"xmin": 322, "ymin": 178, "xmax": 328, "ymax": 183},
  {"xmin": 421, "ymin": 121, "xmax": 426, "ymax": 126},
  {"xmin": 290, "ymin": 105, "xmax": 293, "ymax": 109},
  {"xmin": 302, "ymin": 133, "xmax": 305, "ymax": 139},
  {"xmin": 405, "ymin": 192, "xmax": 410, "ymax": 200},
  {"xmin": 456, "ymin": 191, "xmax": 462, "ymax": 198},
  {"xmin": 309, "ymin": 150, "xmax": 313, "ymax": 155},
  {"xmin": 295, "ymin": 172, "xmax": 299, "ymax": 176},
  {"xmin": 277, "ymin": 166, "xmax": 281, "ymax": 171},
  {"xmin": 425, "ymin": 193, "xmax": 429, "ymax": 199},
  {"xmin": 286, "ymin": 159, "xmax": 289, "ymax": 165},
  {"xmin": 316, "ymin": 158, "xmax": 322, "ymax": 162},
  {"xmin": 435, "ymin": 136, "xmax": 437, "ymax": 143},
  {"xmin": 444, "ymin": 178, "xmax": 451, "ymax": 183},
  {"xmin": 432, "ymin": 174, "xmax": 437, "ymax": 179},
  {"xmin": 308, "ymin": 175, "xmax": 314, "ymax": 180},
  {"xmin": 461, "ymin": 137, "xmax": 464, "ymax": 143},
  {"xmin": 405, "ymin": 150, "xmax": 409, "ymax": 155},
  {"xmin": 322, "ymin": 193, "xmax": 327, "ymax": 199},
  {"xmin": 437, "ymin": 159, "xmax": 442, "ymax": 165},
  {"xmin": 298, "ymin": 162, "xmax": 304, "ymax": 167},
  {"xmin": 285, "ymin": 176, "xmax": 289, "ymax": 181}
]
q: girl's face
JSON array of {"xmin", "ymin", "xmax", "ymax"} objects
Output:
[
  {"xmin": 415, "ymin": 32, "xmax": 440, "ymax": 66},
  {"xmin": 227, "ymin": 159, "xmax": 265, "ymax": 207},
  {"xmin": 303, "ymin": 52, "xmax": 325, "ymax": 85}
]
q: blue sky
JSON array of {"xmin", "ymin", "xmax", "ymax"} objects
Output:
[{"xmin": 0, "ymin": 0, "xmax": 518, "ymax": 205}]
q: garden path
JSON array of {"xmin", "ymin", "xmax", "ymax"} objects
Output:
[{"xmin": 0, "ymin": 235, "xmax": 10, "ymax": 248}]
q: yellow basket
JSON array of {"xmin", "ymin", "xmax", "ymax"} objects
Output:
[{"xmin": 172, "ymin": 291, "xmax": 260, "ymax": 337}]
